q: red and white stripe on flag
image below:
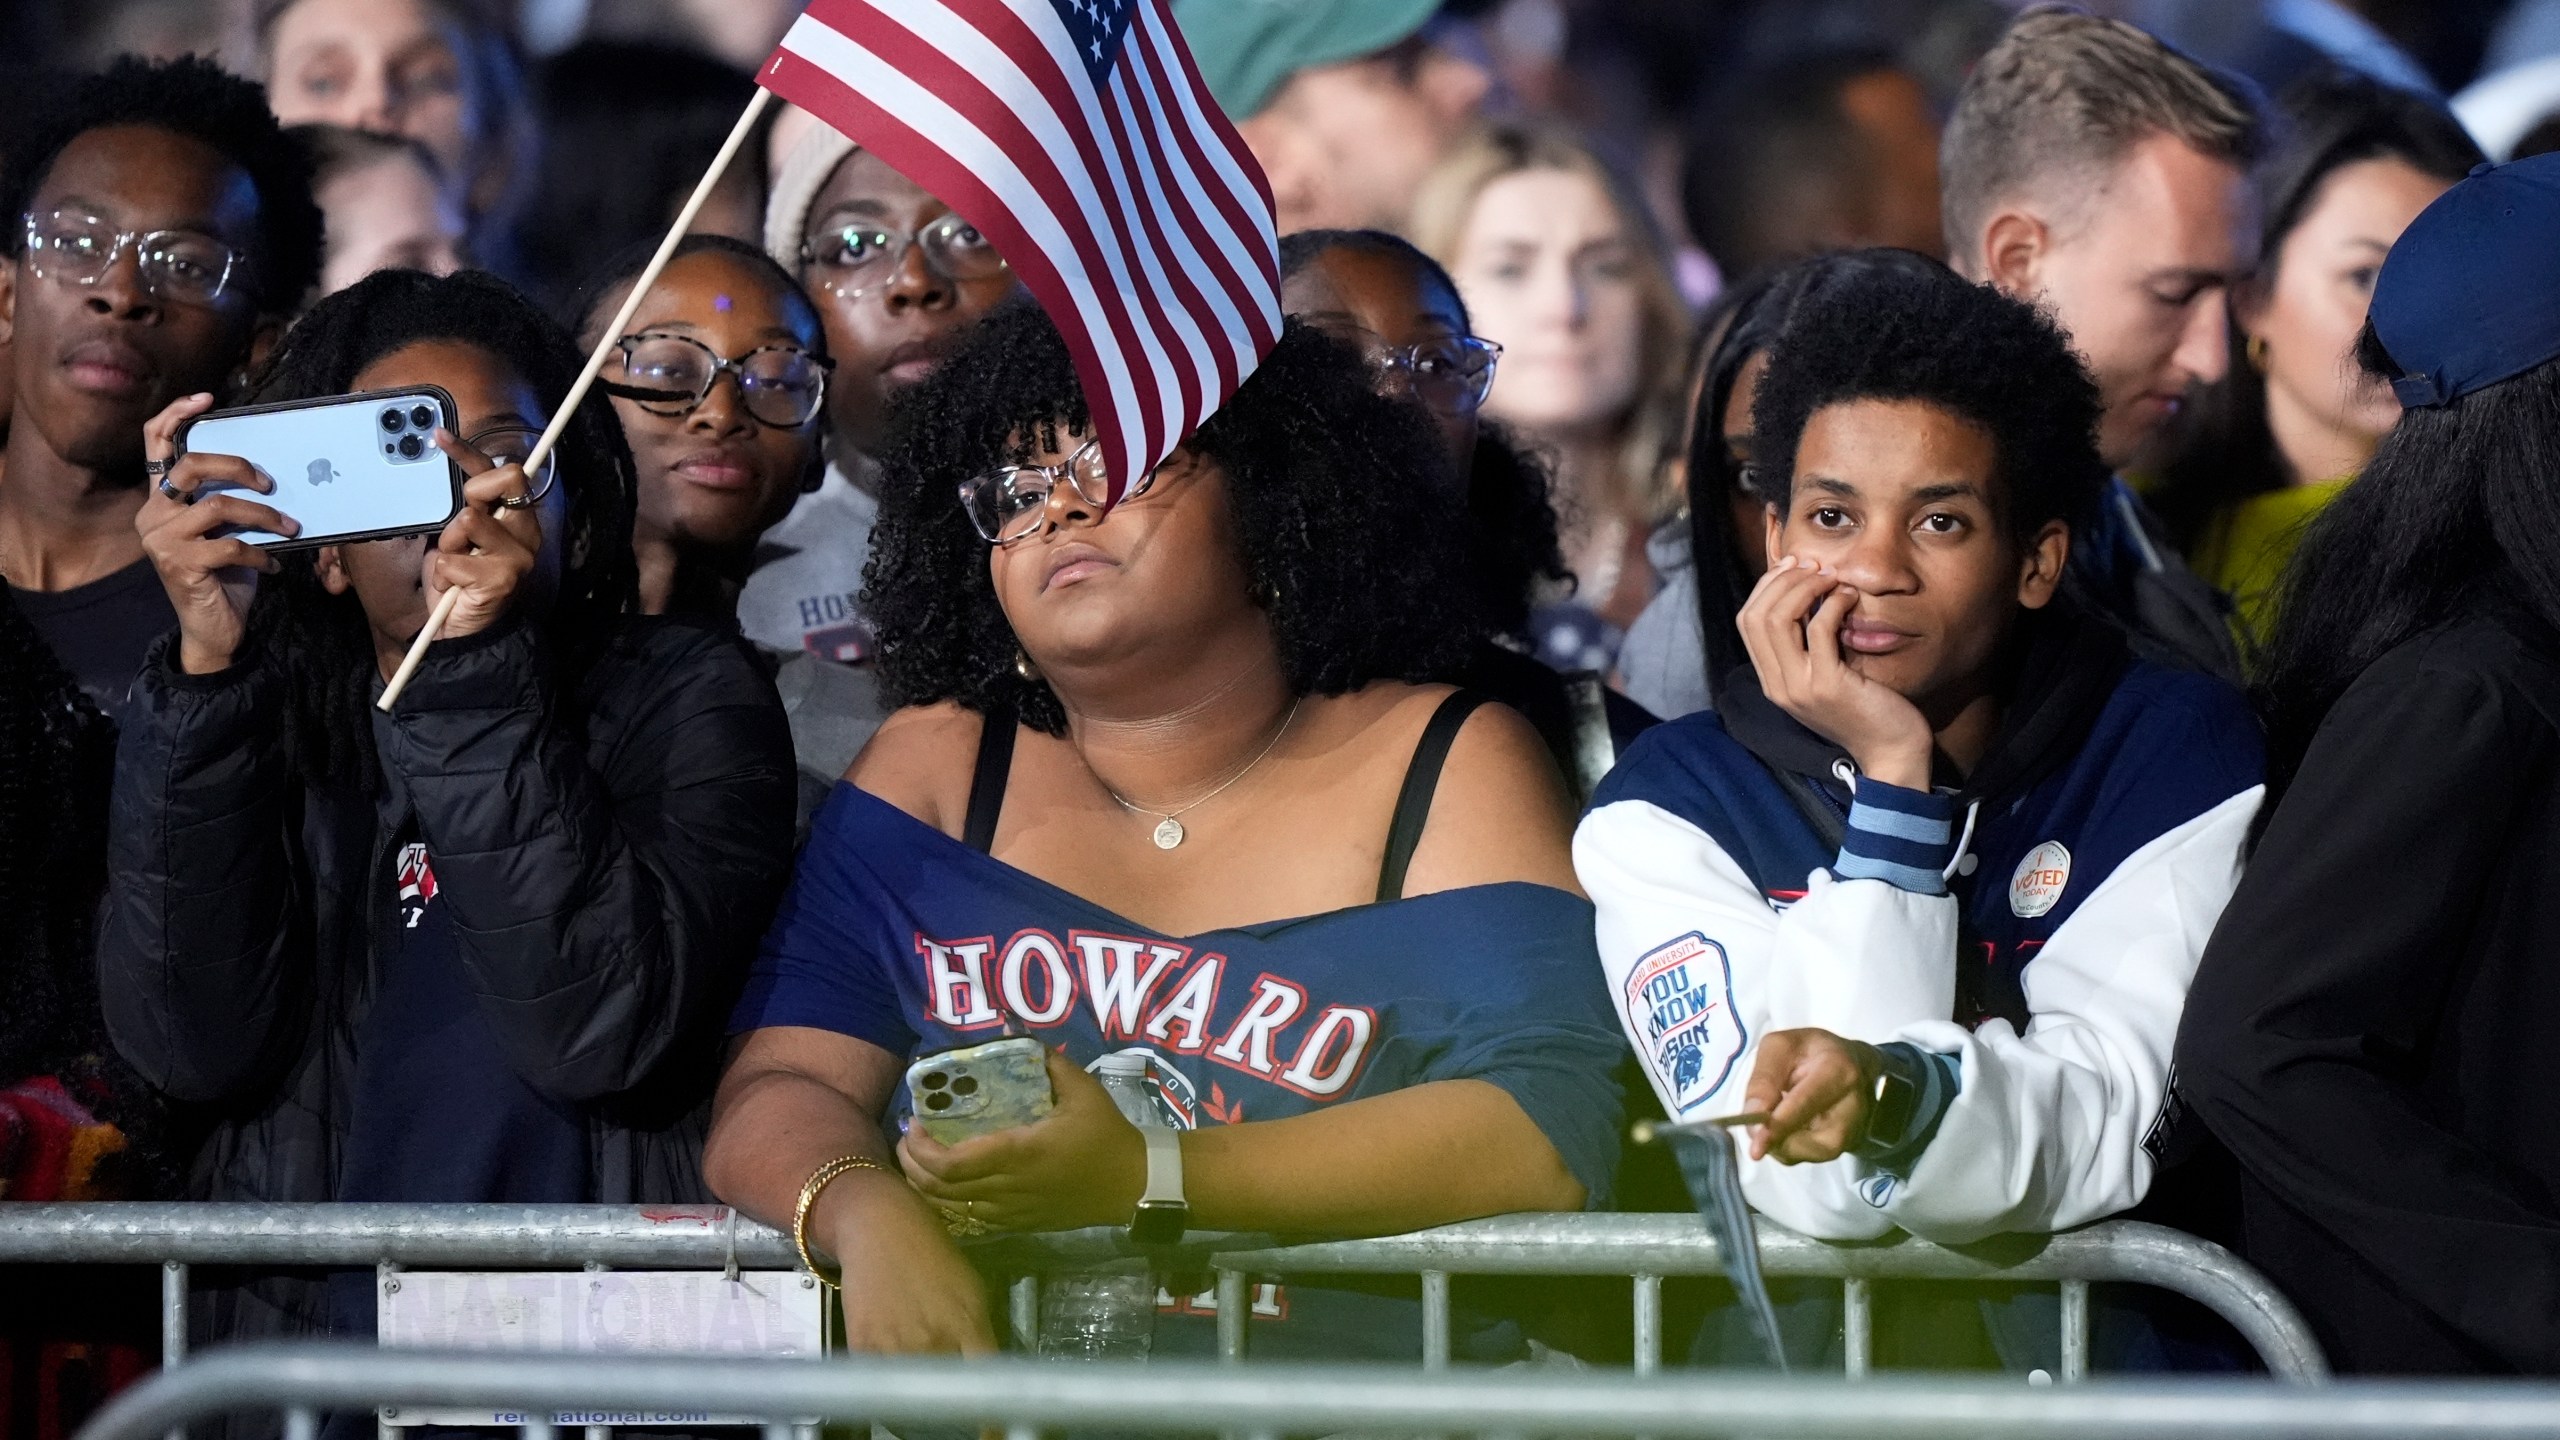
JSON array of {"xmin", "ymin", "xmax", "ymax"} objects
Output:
[{"xmin": 760, "ymin": 0, "xmax": 1282, "ymax": 504}]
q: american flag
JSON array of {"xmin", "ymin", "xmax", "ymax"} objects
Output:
[{"xmin": 759, "ymin": 0, "xmax": 1282, "ymax": 502}]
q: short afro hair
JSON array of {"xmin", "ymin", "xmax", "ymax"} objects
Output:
[
  {"xmin": 1, "ymin": 56, "xmax": 324, "ymax": 312},
  {"xmin": 867, "ymin": 300, "xmax": 1480, "ymax": 734},
  {"xmin": 1752, "ymin": 255, "xmax": 2106, "ymax": 544}
]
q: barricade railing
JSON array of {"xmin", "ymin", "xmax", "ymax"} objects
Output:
[
  {"xmin": 0, "ymin": 1204, "xmax": 2325, "ymax": 1381},
  {"xmin": 71, "ymin": 1344, "xmax": 2560, "ymax": 1440}
]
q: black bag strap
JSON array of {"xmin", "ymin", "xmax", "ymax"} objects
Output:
[
  {"xmin": 963, "ymin": 700, "xmax": 1019, "ymax": 854},
  {"xmin": 1376, "ymin": 689, "xmax": 1492, "ymax": 903}
]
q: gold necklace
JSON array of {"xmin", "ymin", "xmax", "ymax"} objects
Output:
[{"xmin": 1096, "ymin": 697, "xmax": 1301, "ymax": 850}]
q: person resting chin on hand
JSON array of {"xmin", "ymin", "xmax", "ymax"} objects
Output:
[{"xmin": 1576, "ymin": 259, "xmax": 2264, "ymax": 1285}]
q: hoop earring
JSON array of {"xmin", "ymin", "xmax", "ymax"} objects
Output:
[
  {"xmin": 1015, "ymin": 649, "xmax": 1040, "ymax": 682},
  {"xmin": 2244, "ymin": 334, "xmax": 2269, "ymax": 374}
]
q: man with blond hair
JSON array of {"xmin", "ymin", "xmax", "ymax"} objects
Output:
[{"xmin": 1943, "ymin": 7, "xmax": 2266, "ymax": 676}]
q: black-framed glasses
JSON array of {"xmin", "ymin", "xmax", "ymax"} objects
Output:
[
  {"xmin": 463, "ymin": 423, "xmax": 561, "ymax": 504},
  {"xmin": 798, "ymin": 212, "xmax": 1009, "ymax": 301},
  {"xmin": 1371, "ymin": 335, "xmax": 1502, "ymax": 416},
  {"xmin": 958, "ymin": 438, "xmax": 1164, "ymax": 546},
  {"xmin": 602, "ymin": 333, "xmax": 834, "ymax": 429},
  {"xmin": 22, "ymin": 208, "xmax": 248, "ymax": 306}
]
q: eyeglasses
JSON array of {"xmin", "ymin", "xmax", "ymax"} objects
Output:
[
  {"xmin": 958, "ymin": 437, "xmax": 1164, "ymax": 546},
  {"xmin": 464, "ymin": 423, "xmax": 561, "ymax": 504},
  {"xmin": 798, "ymin": 212, "xmax": 1009, "ymax": 300},
  {"xmin": 22, "ymin": 208, "xmax": 249, "ymax": 306},
  {"xmin": 1370, "ymin": 335, "xmax": 1502, "ymax": 416},
  {"xmin": 602, "ymin": 333, "xmax": 834, "ymax": 429}
]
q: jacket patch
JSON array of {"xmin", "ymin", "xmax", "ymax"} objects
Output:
[
  {"xmin": 2009, "ymin": 841, "xmax": 2071, "ymax": 918},
  {"xmin": 1625, "ymin": 932, "xmax": 1745, "ymax": 1115}
]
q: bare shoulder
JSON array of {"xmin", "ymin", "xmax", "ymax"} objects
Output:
[
  {"xmin": 844, "ymin": 701, "xmax": 987, "ymax": 839},
  {"xmin": 1393, "ymin": 687, "xmax": 1584, "ymax": 899}
]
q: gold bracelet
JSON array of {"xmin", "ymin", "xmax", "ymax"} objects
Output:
[{"xmin": 793, "ymin": 1153, "xmax": 890, "ymax": 1289}]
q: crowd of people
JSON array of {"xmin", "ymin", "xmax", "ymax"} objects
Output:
[{"xmin": 6, "ymin": 0, "xmax": 2560, "ymax": 1412}]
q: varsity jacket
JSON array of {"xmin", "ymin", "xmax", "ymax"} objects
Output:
[{"xmin": 1578, "ymin": 610, "xmax": 2264, "ymax": 1243}]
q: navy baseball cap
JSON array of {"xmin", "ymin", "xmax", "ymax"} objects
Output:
[{"xmin": 2371, "ymin": 152, "xmax": 2560, "ymax": 408}]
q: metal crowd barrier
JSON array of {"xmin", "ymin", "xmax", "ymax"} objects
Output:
[
  {"xmin": 72, "ymin": 1345, "xmax": 2560, "ymax": 1440},
  {"xmin": 0, "ymin": 1204, "xmax": 2325, "ymax": 1380}
]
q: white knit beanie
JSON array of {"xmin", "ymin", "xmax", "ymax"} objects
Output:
[{"xmin": 763, "ymin": 120, "xmax": 862, "ymax": 270}]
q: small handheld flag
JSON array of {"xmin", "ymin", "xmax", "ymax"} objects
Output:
[
  {"xmin": 1636, "ymin": 1117, "xmax": 1792, "ymax": 1370},
  {"xmin": 759, "ymin": 0, "xmax": 1284, "ymax": 503}
]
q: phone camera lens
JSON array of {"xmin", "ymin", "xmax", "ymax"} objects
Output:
[
  {"xmin": 381, "ymin": 410, "xmax": 404, "ymax": 433},
  {"xmin": 410, "ymin": 405, "xmax": 436, "ymax": 431},
  {"xmin": 922, "ymin": 1092, "xmax": 951, "ymax": 1111},
  {"xmin": 397, "ymin": 433, "xmax": 425, "ymax": 459},
  {"xmin": 918, "ymin": 1072, "xmax": 946, "ymax": 1090},
  {"xmin": 951, "ymin": 1075, "xmax": 979, "ymax": 1096}
]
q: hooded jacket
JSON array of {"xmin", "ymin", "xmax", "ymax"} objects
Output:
[
  {"xmin": 1577, "ymin": 608, "xmax": 2263, "ymax": 1242},
  {"xmin": 96, "ymin": 615, "xmax": 794, "ymax": 1338}
]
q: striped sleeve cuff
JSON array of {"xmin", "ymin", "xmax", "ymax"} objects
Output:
[{"xmin": 1829, "ymin": 777, "xmax": 1958, "ymax": 895}]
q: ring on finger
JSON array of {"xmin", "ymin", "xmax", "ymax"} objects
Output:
[
  {"xmin": 494, "ymin": 492, "xmax": 538, "ymax": 511},
  {"xmin": 158, "ymin": 477, "xmax": 195, "ymax": 505},
  {"xmin": 144, "ymin": 457, "xmax": 176, "ymax": 479}
]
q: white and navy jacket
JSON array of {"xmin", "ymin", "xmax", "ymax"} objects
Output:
[{"xmin": 1578, "ymin": 618, "xmax": 2264, "ymax": 1243}]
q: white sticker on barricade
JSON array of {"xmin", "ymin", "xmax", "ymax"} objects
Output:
[{"xmin": 376, "ymin": 1270, "xmax": 824, "ymax": 1427}]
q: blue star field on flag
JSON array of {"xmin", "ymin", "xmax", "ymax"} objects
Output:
[{"xmin": 1052, "ymin": 0, "xmax": 1133, "ymax": 85}]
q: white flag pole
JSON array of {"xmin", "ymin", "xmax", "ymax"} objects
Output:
[{"xmin": 379, "ymin": 86, "xmax": 778, "ymax": 711}]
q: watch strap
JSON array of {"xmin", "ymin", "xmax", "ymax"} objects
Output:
[
  {"xmin": 1129, "ymin": 1125, "xmax": 1188, "ymax": 1244},
  {"xmin": 1851, "ymin": 1041, "xmax": 1962, "ymax": 1175}
]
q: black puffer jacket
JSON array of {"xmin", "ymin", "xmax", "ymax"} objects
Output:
[{"xmin": 97, "ymin": 614, "xmax": 794, "ymax": 1338}]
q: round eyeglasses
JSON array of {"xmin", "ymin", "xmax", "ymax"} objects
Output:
[
  {"xmin": 959, "ymin": 438, "xmax": 1163, "ymax": 546},
  {"xmin": 601, "ymin": 333, "xmax": 834, "ymax": 429},
  {"xmin": 798, "ymin": 212, "xmax": 1009, "ymax": 302},
  {"xmin": 1370, "ymin": 335, "xmax": 1502, "ymax": 416},
  {"xmin": 23, "ymin": 208, "xmax": 248, "ymax": 306},
  {"xmin": 463, "ymin": 423, "xmax": 561, "ymax": 505}
]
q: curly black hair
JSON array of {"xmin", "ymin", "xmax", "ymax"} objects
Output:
[
  {"xmin": 1275, "ymin": 229, "xmax": 1571, "ymax": 642},
  {"xmin": 1752, "ymin": 259, "xmax": 2106, "ymax": 544},
  {"xmin": 242, "ymin": 268, "xmax": 639, "ymax": 789},
  {"xmin": 866, "ymin": 300, "xmax": 1481, "ymax": 734},
  {"xmin": 0, "ymin": 55, "xmax": 324, "ymax": 313}
]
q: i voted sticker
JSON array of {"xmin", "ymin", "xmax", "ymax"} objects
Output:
[{"xmin": 2010, "ymin": 841, "xmax": 2071, "ymax": 918}]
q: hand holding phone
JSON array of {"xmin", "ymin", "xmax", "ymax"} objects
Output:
[
  {"xmin": 136, "ymin": 392, "xmax": 294, "ymax": 676},
  {"xmin": 177, "ymin": 387, "xmax": 463, "ymax": 550},
  {"xmin": 419, "ymin": 428, "xmax": 549, "ymax": 646}
]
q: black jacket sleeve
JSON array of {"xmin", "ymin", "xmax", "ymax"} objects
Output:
[
  {"xmin": 372, "ymin": 619, "xmax": 794, "ymax": 1105},
  {"xmin": 2174, "ymin": 646, "xmax": 2560, "ymax": 1369},
  {"xmin": 96, "ymin": 637, "xmax": 311, "ymax": 1105}
]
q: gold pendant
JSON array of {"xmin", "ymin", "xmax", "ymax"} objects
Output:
[{"xmin": 1152, "ymin": 816, "xmax": 1185, "ymax": 849}]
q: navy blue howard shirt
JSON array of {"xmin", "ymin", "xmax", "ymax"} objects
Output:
[{"xmin": 735, "ymin": 783, "xmax": 1628, "ymax": 1355}]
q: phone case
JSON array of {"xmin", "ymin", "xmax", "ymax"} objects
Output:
[
  {"xmin": 178, "ymin": 385, "xmax": 463, "ymax": 550},
  {"xmin": 905, "ymin": 1036, "xmax": 1055, "ymax": 1145}
]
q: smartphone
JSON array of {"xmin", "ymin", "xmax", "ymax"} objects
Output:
[
  {"xmin": 905, "ymin": 1036, "xmax": 1054, "ymax": 1145},
  {"xmin": 178, "ymin": 386, "xmax": 463, "ymax": 549}
]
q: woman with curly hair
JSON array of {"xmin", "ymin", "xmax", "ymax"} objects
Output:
[
  {"xmin": 708, "ymin": 302, "xmax": 1627, "ymax": 1357},
  {"xmin": 98, "ymin": 269, "xmax": 795, "ymax": 1341}
]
